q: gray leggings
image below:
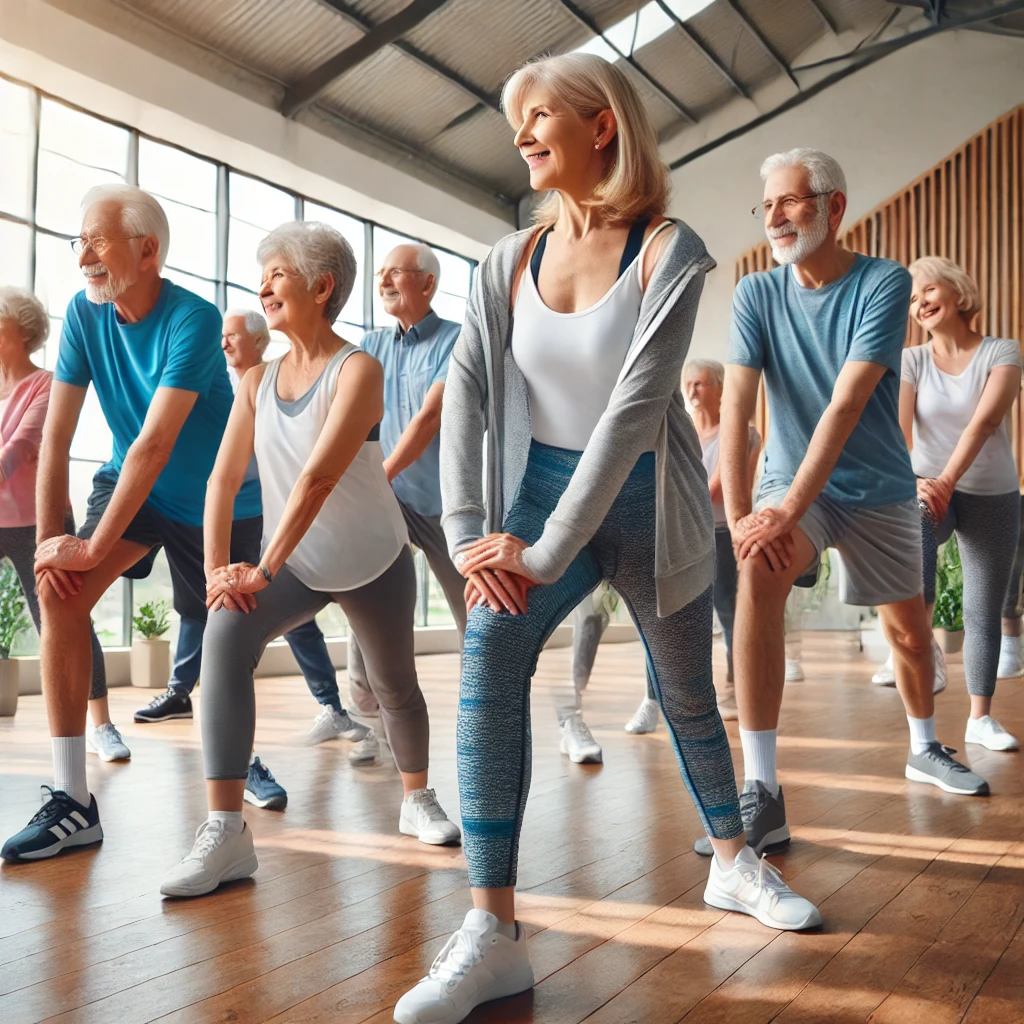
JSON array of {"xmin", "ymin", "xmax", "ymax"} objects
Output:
[
  {"xmin": 922, "ymin": 489, "xmax": 1020, "ymax": 698},
  {"xmin": 201, "ymin": 547, "xmax": 428, "ymax": 779},
  {"xmin": 1001, "ymin": 494, "xmax": 1024, "ymax": 620},
  {"xmin": 0, "ymin": 518, "xmax": 106, "ymax": 701}
]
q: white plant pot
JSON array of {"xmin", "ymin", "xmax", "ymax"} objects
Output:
[
  {"xmin": 131, "ymin": 638, "xmax": 171, "ymax": 689},
  {"xmin": 0, "ymin": 658, "xmax": 18, "ymax": 716}
]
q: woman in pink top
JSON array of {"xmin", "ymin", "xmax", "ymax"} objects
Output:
[{"xmin": 0, "ymin": 287, "xmax": 127, "ymax": 759}]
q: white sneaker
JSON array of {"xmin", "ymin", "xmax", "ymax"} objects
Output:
[
  {"xmin": 393, "ymin": 908, "xmax": 534, "ymax": 1024},
  {"xmin": 717, "ymin": 692, "xmax": 738, "ymax": 721},
  {"xmin": 997, "ymin": 635, "xmax": 1024, "ymax": 679},
  {"xmin": 303, "ymin": 706, "xmax": 370, "ymax": 746},
  {"xmin": 86, "ymin": 722, "xmax": 131, "ymax": 761},
  {"xmin": 965, "ymin": 715, "xmax": 1019, "ymax": 751},
  {"xmin": 784, "ymin": 659, "xmax": 804, "ymax": 682},
  {"xmin": 624, "ymin": 697, "xmax": 659, "ymax": 734},
  {"xmin": 932, "ymin": 638, "xmax": 947, "ymax": 694},
  {"xmin": 399, "ymin": 788, "xmax": 461, "ymax": 845},
  {"xmin": 703, "ymin": 845, "xmax": 822, "ymax": 931},
  {"xmin": 348, "ymin": 728, "xmax": 380, "ymax": 766},
  {"xmin": 560, "ymin": 713, "xmax": 602, "ymax": 764},
  {"xmin": 872, "ymin": 651, "xmax": 896, "ymax": 685},
  {"xmin": 160, "ymin": 821, "xmax": 258, "ymax": 898}
]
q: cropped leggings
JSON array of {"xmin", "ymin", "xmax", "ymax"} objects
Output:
[
  {"xmin": 201, "ymin": 546, "xmax": 428, "ymax": 779},
  {"xmin": 922, "ymin": 489, "xmax": 1019, "ymax": 698},
  {"xmin": 458, "ymin": 441, "xmax": 743, "ymax": 889}
]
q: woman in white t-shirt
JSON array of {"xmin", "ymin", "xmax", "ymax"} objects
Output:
[{"xmin": 899, "ymin": 256, "xmax": 1022, "ymax": 752}]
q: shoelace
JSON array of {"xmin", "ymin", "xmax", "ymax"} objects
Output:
[
  {"xmin": 98, "ymin": 723, "xmax": 124, "ymax": 745},
  {"xmin": 736, "ymin": 853, "xmax": 789, "ymax": 907},
  {"xmin": 567, "ymin": 717, "xmax": 596, "ymax": 743},
  {"xmin": 185, "ymin": 821, "xmax": 226, "ymax": 862},
  {"xmin": 411, "ymin": 789, "xmax": 448, "ymax": 822},
  {"xmin": 28, "ymin": 785, "xmax": 69, "ymax": 825},
  {"xmin": 252, "ymin": 761, "xmax": 278, "ymax": 784},
  {"xmin": 927, "ymin": 744, "xmax": 971, "ymax": 773},
  {"xmin": 428, "ymin": 928, "xmax": 485, "ymax": 987},
  {"xmin": 149, "ymin": 689, "xmax": 176, "ymax": 708},
  {"xmin": 739, "ymin": 785, "xmax": 768, "ymax": 825}
]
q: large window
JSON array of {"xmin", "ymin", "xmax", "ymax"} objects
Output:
[{"xmin": 1, "ymin": 72, "xmax": 475, "ymax": 651}]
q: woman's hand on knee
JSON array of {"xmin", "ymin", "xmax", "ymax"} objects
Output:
[
  {"xmin": 205, "ymin": 563, "xmax": 260, "ymax": 613},
  {"xmin": 465, "ymin": 568, "xmax": 530, "ymax": 615}
]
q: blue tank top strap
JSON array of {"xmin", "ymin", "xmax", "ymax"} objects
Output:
[
  {"xmin": 529, "ymin": 226, "xmax": 553, "ymax": 287},
  {"xmin": 530, "ymin": 219, "xmax": 652, "ymax": 287}
]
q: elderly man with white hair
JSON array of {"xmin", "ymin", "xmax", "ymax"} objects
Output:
[
  {"xmin": 2, "ymin": 184, "xmax": 262, "ymax": 863},
  {"xmin": 344, "ymin": 241, "xmax": 467, "ymax": 761},
  {"xmin": 690, "ymin": 148, "xmax": 989, "ymax": 865}
]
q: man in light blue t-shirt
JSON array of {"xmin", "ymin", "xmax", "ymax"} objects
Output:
[{"xmin": 697, "ymin": 149, "xmax": 988, "ymax": 867}]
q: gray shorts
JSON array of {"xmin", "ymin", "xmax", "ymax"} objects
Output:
[{"xmin": 756, "ymin": 486, "xmax": 922, "ymax": 607}]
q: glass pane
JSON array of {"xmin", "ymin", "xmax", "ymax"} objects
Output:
[
  {"xmin": 340, "ymin": 322, "xmax": 364, "ymax": 346},
  {"xmin": 0, "ymin": 219, "xmax": 32, "ymax": 290},
  {"xmin": 42, "ymin": 317, "xmax": 62, "ymax": 372},
  {"xmin": 138, "ymin": 138, "xmax": 216, "ymax": 211},
  {"xmin": 69, "ymin": 459, "xmax": 102, "ymax": 528},
  {"xmin": 435, "ymin": 250, "xmax": 471, "ymax": 298},
  {"xmin": 158, "ymin": 196, "xmax": 216, "ymax": 279},
  {"xmin": 163, "ymin": 267, "xmax": 217, "ymax": 305},
  {"xmin": 132, "ymin": 547, "xmax": 181, "ymax": 650},
  {"xmin": 228, "ymin": 172, "xmax": 295, "ymax": 286},
  {"xmin": 227, "ymin": 216, "xmax": 268, "ymax": 291},
  {"xmin": 431, "ymin": 291, "xmax": 467, "ymax": 326},
  {"xmin": 304, "ymin": 201, "xmax": 365, "ymax": 326},
  {"xmin": 0, "ymin": 79, "xmax": 34, "ymax": 219},
  {"xmin": 35, "ymin": 151, "xmax": 123, "ymax": 235},
  {"xmin": 35, "ymin": 232, "xmax": 85, "ymax": 317},
  {"xmin": 92, "ymin": 580, "xmax": 127, "ymax": 648},
  {"xmin": 70, "ymin": 386, "xmax": 114, "ymax": 463},
  {"xmin": 39, "ymin": 99, "xmax": 129, "ymax": 171}
]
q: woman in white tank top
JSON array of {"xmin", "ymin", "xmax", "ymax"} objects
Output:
[{"xmin": 161, "ymin": 222, "xmax": 459, "ymax": 902}]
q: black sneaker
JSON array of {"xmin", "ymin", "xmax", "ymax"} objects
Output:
[
  {"xmin": 134, "ymin": 688, "xmax": 193, "ymax": 723},
  {"xmin": 693, "ymin": 781, "xmax": 791, "ymax": 857},
  {"xmin": 1, "ymin": 786, "xmax": 103, "ymax": 862}
]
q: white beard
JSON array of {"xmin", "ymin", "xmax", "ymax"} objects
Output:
[
  {"xmin": 84, "ymin": 267, "xmax": 138, "ymax": 305},
  {"xmin": 768, "ymin": 211, "xmax": 829, "ymax": 266}
]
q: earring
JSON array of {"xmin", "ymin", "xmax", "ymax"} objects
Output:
[{"xmin": 594, "ymin": 142, "xmax": 601, "ymax": 149}]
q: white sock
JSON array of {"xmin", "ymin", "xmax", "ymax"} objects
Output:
[
  {"xmin": 1000, "ymin": 634, "xmax": 1019, "ymax": 651},
  {"xmin": 494, "ymin": 918, "xmax": 517, "ymax": 940},
  {"xmin": 740, "ymin": 727, "xmax": 778, "ymax": 796},
  {"xmin": 52, "ymin": 735, "xmax": 89, "ymax": 807},
  {"xmin": 907, "ymin": 715, "xmax": 936, "ymax": 755},
  {"xmin": 208, "ymin": 810, "xmax": 244, "ymax": 834}
]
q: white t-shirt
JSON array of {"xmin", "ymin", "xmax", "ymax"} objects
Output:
[
  {"xmin": 901, "ymin": 336, "xmax": 1021, "ymax": 496},
  {"xmin": 700, "ymin": 424, "xmax": 761, "ymax": 527}
]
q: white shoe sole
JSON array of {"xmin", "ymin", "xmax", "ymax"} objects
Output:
[
  {"xmin": 134, "ymin": 712, "xmax": 193, "ymax": 723},
  {"xmin": 160, "ymin": 851, "xmax": 259, "ymax": 898},
  {"xmin": 85, "ymin": 739, "xmax": 131, "ymax": 762},
  {"xmin": 393, "ymin": 965, "xmax": 535, "ymax": 1024},
  {"xmin": 624, "ymin": 721, "xmax": 657, "ymax": 734},
  {"xmin": 559, "ymin": 736, "xmax": 603, "ymax": 764},
  {"xmin": 398, "ymin": 817, "xmax": 462, "ymax": 846},
  {"xmin": 243, "ymin": 790, "xmax": 287, "ymax": 810},
  {"xmin": 905, "ymin": 764, "xmax": 988, "ymax": 795},
  {"xmin": 703, "ymin": 888, "xmax": 822, "ymax": 931},
  {"xmin": 13, "ymin": 822, "xmax": 103, "ymax": 861},
  {"xmin": 965, "ymin": 734, "xmax": 1020, "ymax": 752},
  {"xmin": 349, "ymin": 752, "xmax": 380, "ymax": 766}
]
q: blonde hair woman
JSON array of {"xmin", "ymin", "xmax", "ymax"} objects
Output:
[{"xmin": 394, "ymin": 53, "xmax": 819, "ymax": 1024}]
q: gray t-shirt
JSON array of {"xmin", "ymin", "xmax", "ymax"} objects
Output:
[
  {"xmin": 700, "ymin": 424, "xmax": 761, "ymax": 528},
  {"xmin": 901, "ymin": 336, "xmax": 1021, "ymax": 495}
]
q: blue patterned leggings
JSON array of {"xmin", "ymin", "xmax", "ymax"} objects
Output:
[{"xmin": 458, "ymin": 441, "xmax": 743, "ymax": 888}]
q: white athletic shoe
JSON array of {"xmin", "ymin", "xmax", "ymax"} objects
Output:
[
  {"xmin": 932, "ymin": 638, "xmax": 947, "ymax": 694},
  {"xmin": 717, "ymin": 692, "xmax": 739, "ymax": 721},
  {"xmin": 784, "ymin": 658, "xmax": 804, "ymax": 682},
  {"xmin": 703, "ymin": 846, "xmax": 822, "ymax": 931},
  {"xmin": 85, "ymin": 722, "xmax": 131, "ymax": 762},
  {"xmin": 560, "ymin": 713, "xmax": 603, "ymax": 764},
  {"xmin": 303, "ymin": 707, "xmax": 370, "ymax": 746},
  {"xmin": 624, "ymin": 697, "xmax": 659, "ymax": 734},
  {"xmin": 997, "ymin": 635, "xmax": 1024, "ymax": 679},
  {"xmin": 160, "ymin": 821, "xmax": 258, "ymax": 898},
  {"xmin": 965, "ymin": 715, "xmax": 1019, "ymax": 751},
  {"xmin": 872, "ymin": 651, "xmax": 896, "ymax": 685},
  {"xmin": 348, "ymin": 728, "xmax": 380, "ymax": 766},
  {"xmin": 399, "ymin": 788, "xmax": 461, "ymax": 845},
  {"xmin": 393, "ymin": 908, "xmax": 534, "ymax": 1024}
]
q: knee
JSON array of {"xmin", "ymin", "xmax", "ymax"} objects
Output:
[
  {"xmin": 39, "ymin": 585, "xmax": 89, "ymax": 625},
  {"xmin": 737, "ymin": 554, "xmax": 786, "ymax": 604},
  {"xmin": 887, "ymin": 620, "xmax": 931, "ymax": 660}
]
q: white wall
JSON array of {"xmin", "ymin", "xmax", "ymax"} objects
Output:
[
  {"xmin": 0, "ymin": 0, "xmax": 509, "ymax": 260},
  {"xmin": 665, "ymin": 29, "xmax": 1024, "ymax": 362}
]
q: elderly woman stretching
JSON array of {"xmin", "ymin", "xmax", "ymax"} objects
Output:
[{"xmin": 161, "ymin": 222, "xmax": 458, "ymax": 899}]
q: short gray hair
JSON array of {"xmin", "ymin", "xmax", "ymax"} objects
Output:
[
  {"xmin": 412, "ymin": 243, "xmax": 441, "ymax": 299},
  {"xmin": 257, "ymin": 221, "xmax": 356, "ymax": 323},
  {"xmin": 684, "ymin": 359, "xmax": 725, "ymax": 387},
  {"xmin": 224, "ymin": 308, "xmax": 271, "ymax": 353},
  {"xmin": 0, "ymin": 286, "xmax": 49, "ymax": 354},
  {"xmin": 760, "ymin": 148, "xmax": 847, "ymax": 206},
  {"xmin": 81, "ymin": 184, "xmax": 171, "ymax": 272}
]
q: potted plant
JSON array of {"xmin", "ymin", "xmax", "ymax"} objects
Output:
[
  {"xmin": 130, "ymin": 599, "xmax": 172, "ymax": 689},
  {"xmin": 0, "ymin": 561, "xmax": 31, "ymax": 716},
  {"xmin": 933, "ymin": 535, "xmax": 964, "ymax": 654}
]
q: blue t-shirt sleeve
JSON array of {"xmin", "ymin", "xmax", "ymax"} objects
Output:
[
  {"xmin": 158, "ymin": 304, "xmax": 224, "ymax": 397},
  {"xmin": 430, "ymin": 326, "xmax": 459, "ymax": 386},
  {"xmin": 847, "ymin": 264, "xmax": 911, "ymax": 373},
  {"xmin": 54, "ymin": 296, "xmax": 92, "ymax": 388},
  {"xmin": 728, "ymin": 275, "xmax": 766, "ymax": 369},
  {"xmin": 360, "ymin": 331, "xmax": 379, "ymax": 359}
]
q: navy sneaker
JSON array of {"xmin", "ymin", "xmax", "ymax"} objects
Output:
[
  {"xmin": 134, "ymin": 688, "xmax": 193, "ymax": 723},
  {"xmin": 2, "ymin": 786, "xmax": 103, "ymax": 862},
  {"xmin": 244, "ymin": 757, "xmax": 287, "ymax": 810}
]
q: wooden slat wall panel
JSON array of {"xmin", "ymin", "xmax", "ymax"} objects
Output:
[{"xmin": 735, "ymin": 106, "xmax": 1024, "ymax": 483}]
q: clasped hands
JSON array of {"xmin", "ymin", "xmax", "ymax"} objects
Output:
[
  {"xmin": 205, "ymin": 563, "xmax": 268, "ymax": 613},
  {"xmin": 33, "ymin": 534, "xmax": 101, "ymax": 601},
  {"xmin": 455, "ymin": 533, "xmax": 538, "ymax": 615},
  {"xmin": 730, "ymin": 506, "xmax": 797, "ymax": 571},
  {"xmin": 916, "ymin": 475, "xmax": 953, "ymax": 524}
]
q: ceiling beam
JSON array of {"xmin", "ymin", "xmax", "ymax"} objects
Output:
[
  {"xmin": 804, "ymin": 0, "xmax": 839, "ymax": 35},
  {"xmin": 283, "ymin": 0, "xmax": 450, "ymax": 118},
  {"xmin": 555, "ymin": 0, "xmax": 700, "ymax": 125},
  {"xmin": 720, "ymin": 0, "xmax": 801, "ymax": 91},
  {"xmin": 654, "ymin": 0, "xmax": 750, "ymax": 99}
]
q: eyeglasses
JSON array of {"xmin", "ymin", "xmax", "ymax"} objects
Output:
[
  {"xmin": 751, "ymin": 192, "xmax": 833, "ymax": 218},
  {"xmin": 374, "ymin": 267, "xmax": 426, "ymax": 280},
  {"xmin": 70, "ymin": 235, "xmax": 145, "ymax": 255}
]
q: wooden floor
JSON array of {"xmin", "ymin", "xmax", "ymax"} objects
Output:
[{"xmin": 2, "ymin": 634, "xmax": 1023, "ymax": 1024}]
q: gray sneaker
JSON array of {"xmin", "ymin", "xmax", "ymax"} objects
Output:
[
  {"xmin": 905, "ymin": 742, "xmax": 989, "ymax": 795},
  {"xmin": 86, "ymin": 723, "xmax": 131, "ymax": 762},
  {"xmin": 693, "ymin": 780, "xmax": 791, "ymax": 857}
]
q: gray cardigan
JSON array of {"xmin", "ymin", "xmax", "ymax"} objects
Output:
[{"xmin": 439, "ymin": 219, "xmax": 717, "ymax": 617}]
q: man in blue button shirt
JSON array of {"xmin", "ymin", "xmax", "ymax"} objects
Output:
[
  {"xmin": 346, "ymin": 243, "xmax": 467, "ymax": 740},
  {"xmin": 2, "ymin": 185, "xmax": 264, "ymax": 864}
]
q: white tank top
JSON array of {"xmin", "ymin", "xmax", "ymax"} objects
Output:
[
  {"xmin": 511, "ymin": 222, "xmax": 671, "ymax": 450},
  {"xmin": 254, "ymin": 344, "xmax": 409, "ymax": 591}
]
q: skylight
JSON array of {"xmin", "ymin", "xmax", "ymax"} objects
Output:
[{"xmin": 574, "ymin": 0, "xmax": 716, "ymax": 60}]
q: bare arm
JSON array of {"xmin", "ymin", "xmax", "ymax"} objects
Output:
[
  {"xmin": 898, "ymin": 379, "xmax": 916, "ymax": 451},
  {"xmin": 35, "ymin": 381, "xmax": 86, "ymax": 544},
  {"xmin": 720, "ymin": 366, "xmax": 761, "ymax": 528},
  {"xmin": 382, "ymin": 381, "xmax": 444, "ymax": 483}
]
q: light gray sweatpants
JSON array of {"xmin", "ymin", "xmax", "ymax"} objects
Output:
[{"xmin": 202, "ymin": 547, "xmax": 428, "ymax": 778}]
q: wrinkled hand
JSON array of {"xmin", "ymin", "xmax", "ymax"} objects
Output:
[
  {"xmin": 35, "ymin": 534, "xmax": 100, "ymax": 574},
  {"xmin": 205, "ymin": 563, "xmax": 264, "ymax": 613},
  {"xmin": 733, "ymin": 507, "xmax": 796, "ymax": 571},
  {"xmin": 917, "ymin": 476, "xmax": 953, "ymax": 525},
  {"xmin": 35, "ymin": 567, "xmax": 82, "ymax": 601},
  {"xmin": 456, "ymin": 534, "xmax": 537, "ymax": 615},
  {"xmin": 464, "ymin": 570, "xmax": 532, "ymax": 615}
]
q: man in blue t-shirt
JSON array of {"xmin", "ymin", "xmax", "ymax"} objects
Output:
[
  {"xmin": 2, "ymin": 185, "xmax": 267, "ymax": 864},
  {"xmin": 699, "ymin": 150, "xmax": 988, "ymax": 865}
]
